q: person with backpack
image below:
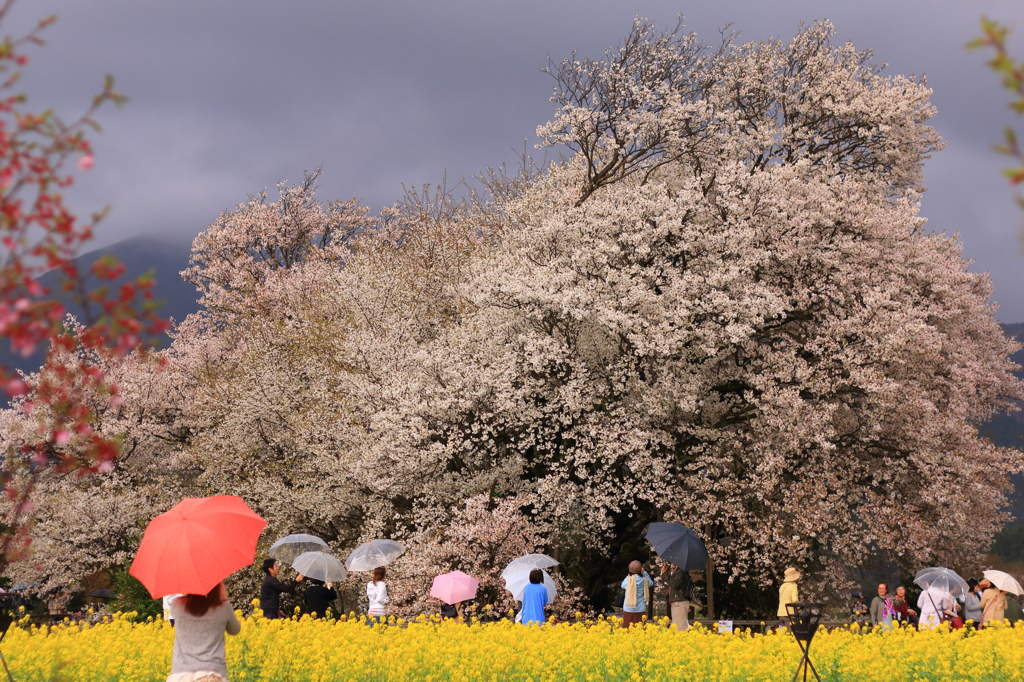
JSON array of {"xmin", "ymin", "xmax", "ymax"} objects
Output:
[
  {"xmin": 917, "ymin": 582, "xmax": 953, "ymax": 629},
  {"xmin": 663, "ymin": 563, "xmax": 692, "ymax": 631}
]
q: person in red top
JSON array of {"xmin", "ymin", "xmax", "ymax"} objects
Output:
[{"xmin": 891, "ymin": 585, "xmax": 918, "ymax": 625}]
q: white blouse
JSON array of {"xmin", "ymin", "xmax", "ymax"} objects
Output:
[
  {"xmin": 367, "ymin": 580, "xmax": 389, "ymax": 615},
  {"xmin": 917, "ymin": 587, "xmax": 951, "ymax": 619}
]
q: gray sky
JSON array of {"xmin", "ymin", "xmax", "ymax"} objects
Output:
[{"xmin": 9, "ymin": 0, "xmax": 1024, "ymax": 321}]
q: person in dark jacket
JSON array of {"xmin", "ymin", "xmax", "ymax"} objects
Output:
[
  {"xmin": 304, "ymin": 578, "xmax": 338, "ymax": 619},
  {"xmin": 440, "ymin": 601, "xmax": 465, "ymax": 621},
  {"xmin": 662, "ymin": 563, "xmax": 693, "ymax": 631},
  {"xmin": 259, "ymin": 558, "xmax": 303, "ymax": 619},
  {"xmin": 1005, "ymin": 592, "xmax": 1024, "ymax": 625}
]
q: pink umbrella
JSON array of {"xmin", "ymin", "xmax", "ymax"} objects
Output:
[{"xmin": 430, "ymin": 570, "xmax": 480, "ymax": 605}]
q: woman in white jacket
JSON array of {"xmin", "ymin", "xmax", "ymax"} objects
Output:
[
  {"xmin": 917, "ymin": 583, "xmax": 953, "ymax": 629},
  {"xmin": 367, "ymin": 566, "xmax": 389, "ymax": 625}
]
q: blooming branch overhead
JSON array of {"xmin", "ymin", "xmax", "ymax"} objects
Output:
[{"xmin": 0, "ymin": 0, "xmax": 166, "ymax": 571}]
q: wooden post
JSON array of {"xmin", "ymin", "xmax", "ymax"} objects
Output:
[
  {"xmin": 704, "ymin": 522, "xmax": 715, "ymax": 620},
  {"xmin": 706, "ymin": 555, "xmax": 715, "ymax": 621}
]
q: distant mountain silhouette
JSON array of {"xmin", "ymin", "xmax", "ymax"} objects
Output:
[
  {"xmin": 988, "ymin": 322, "xmax": 1024, "ymax": 540},
  {"xmin": 0, "ymin": 234, "xmax": 200, "ymax": 377},
  {"xmin": 983, "ymin": 322, "xmax": 1024, "ymax": 450}
]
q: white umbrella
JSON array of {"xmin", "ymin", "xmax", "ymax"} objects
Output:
[
  {"xmin": 503, "ymin": 569, "xmax": 557, "ymax": 602},
  {"xmin": 292, "ymin": 551, "xmax": 348, "ymax": 583},
  {"xmin": 269, "ymin": 534, "xmax": 330, "ymax": 564},
  {"xmin": 345, "ymin": 539, "xmax": 405, "ymax": 571},
  {"xmin": 914, "ymin": 567, "xmax": 969, "ymax": 599},
  {"xmin": 983, "ymin": 570, "xmax": 1024, "ymax": 596},
  {"xmin": 501, "ymin": 553, "xmax": 559, "ymax": 579}
]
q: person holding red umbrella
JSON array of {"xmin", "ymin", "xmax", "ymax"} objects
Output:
[
  {"xmin": 166, "ymin": 583, "xmax": 240, "ymax": 682},
  {"xmin": 130, "ymin": 496, "xmax": 268, "ymax": 682}
]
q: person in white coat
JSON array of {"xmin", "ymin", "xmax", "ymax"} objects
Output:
[
  {"xmin": 366, "ymin": 566, "xmax": 389, "ymax": 625},
  {"xmin": 917, "ymin": 583, "xmax": 952, "ymax": 629}
]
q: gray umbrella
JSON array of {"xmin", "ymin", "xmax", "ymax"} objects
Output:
[
  {"xmin": 269, "ymin": 534, "xmax": 330, "ymax": 564},
  {"xmin": 644, "ymin": 522, "xmax": 709, "ymax": 571},
  {"xmin": 89, "ymin": 589, "xmax": 117, "ymax": 600},
  {"xmin": 345, "ymin": 539, "xmax": 404, "ymax": 571},
  {"xmin": 292, "ymin": 551, "xmax": 348, "ymax": 583}
]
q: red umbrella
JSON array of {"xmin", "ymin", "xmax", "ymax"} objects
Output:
[{"xmin": 130, "ymin": 496, "xmax": 267, "ymax": 598}]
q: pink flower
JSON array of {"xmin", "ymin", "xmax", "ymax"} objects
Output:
[
  {"xmin": 77, "ymin": 155, "xmax": 95, "ymax": 171},
  {"xmin": 54, "ymin": 430, "xmax": 72, "ymax": 445}
]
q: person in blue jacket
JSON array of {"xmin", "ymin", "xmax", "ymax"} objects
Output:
[
  {"xmin": 520, "ymin": 569, "xmax": 550, "ymax": 625},
  {"xmin": 621, "ymin": 560, "xmax": 653, "ymax": 628}
]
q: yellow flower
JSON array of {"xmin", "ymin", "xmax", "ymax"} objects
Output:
[{"xmin": 4, "ymin": 611, "xmax": 1024, "ymax": 681}]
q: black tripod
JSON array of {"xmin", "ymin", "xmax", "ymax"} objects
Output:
[
  {"xmin": 0, "ymin": 624, "xmax": 14, "ymax": 682},
  {"xmin": 789, "ymin": 632, "xmax": 822, "ymax": 682},
  {"xmin": 785, "ymin": 602, "xmax": 824, "ymax": 682}
]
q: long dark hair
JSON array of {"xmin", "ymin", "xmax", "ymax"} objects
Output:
[
  {"xmin": 372, "ymin": 566, "xmax": 386, "ymax": 585},
  {"xmin": 182, "ymin": 583, "xmax": 225, "ymax": 617}
]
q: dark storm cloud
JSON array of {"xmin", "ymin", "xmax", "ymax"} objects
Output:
[{"xmin": 8, "ymin": 0, "xmax": 1024, "ymax": 320}]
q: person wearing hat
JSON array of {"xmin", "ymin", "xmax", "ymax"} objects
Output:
[
  {"xmin": 979, "ymin": 578, "xmax": 1007, "ymax": 626},
  {"xmin": 777, "ymin": 567, "xmax": 801, "ymax": 626},
  {"xmin": 849, "ymin": 591, "xmax": 869, "ymax": 625},
  {"xmin": 620, "ymin": 560, "xmax": 654, "ymax": 628}
]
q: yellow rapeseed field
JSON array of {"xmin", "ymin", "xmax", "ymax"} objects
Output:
[{"xmin": 2, "ymin": 610, "xmax": 1022, "ymax": 682}]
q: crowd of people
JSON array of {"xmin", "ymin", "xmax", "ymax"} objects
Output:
[
  {"xmin": 786, "ymin": 569, "xmax": 1024, "ymax": 631},
  {"xmin": 217, "ymin": 557, "xmax": 1024, "ymax": 635},
  {"xmin": 161, "ymin": 558, "xmax": 1022, "ymax": 682}
]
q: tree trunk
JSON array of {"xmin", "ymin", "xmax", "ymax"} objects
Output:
[{"xmin": 706, "ymin": 555, "xmax": 715, "ymax": 621}]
